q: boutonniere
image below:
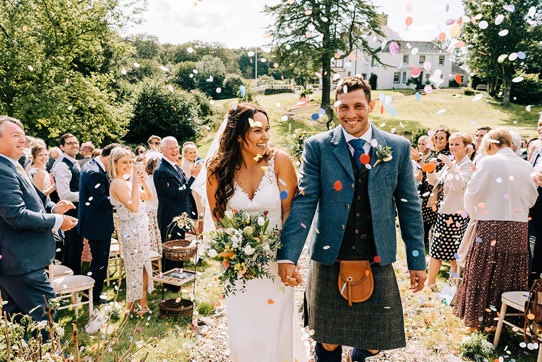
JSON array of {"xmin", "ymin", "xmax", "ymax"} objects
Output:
[{"xmin": 373, "ymin": 145, "xmax": 393, "ymax": 167}]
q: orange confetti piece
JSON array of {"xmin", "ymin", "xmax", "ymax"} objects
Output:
[
  {"xmin": 380, "ymin": 105, "xmax": 384, "ymax": 115},
  {"xmin": 528, "ymin": 313, "xmax": 535, "ymax": 320},
  {"xmin": 477, "ymin": 202, "xmax": 486, "ymax": 209},
  {"xmin": 438, "ymin": 32, "xmax": 446, "ymax": 42},
  {"xmin": 422, "ymin": 162, "xmax": 436, "ymax": 173},
  {"xmin": 405, "ymin": 16, "xmax": 413, "ymax": 26},
  {"xmin": 267, "ymin": 299, "xmax": 274, "ymax": 304},
  {"xmin": 300, "ymin": 223, "xmax": 307, "ymax": 228},
  {"xmin": 490, "ymin": 240, "xmax": 496, "ymax": 246},
  {"xmin": 334, "ymin": 180, "xmax": 342, "ymax": 191},
  {"xmin": 374, "ymin": 255, "xmax": 381, "ymax": 263},
  {"xmin": 360, "ymin": 154, "xmax": 371, "ymax": 165},
  {"xmin": 455, "ymin": 74, "xmax": 462, "ymax": 83}
]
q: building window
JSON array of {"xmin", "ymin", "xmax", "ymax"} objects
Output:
[
  {"xmin": 362, "ymin": 73, "xmax": 367, "ymax": 80},
  {"xmin": 371, "ymin": 56, "xmax": 376, "ymax": 67},
  {"xmin": 439, "ymin": 55, "xmax": 445, "ymax": 66},
  {"xmin": 419, "ymin": 55, "xmax": 425, "ymax": 64},
  {"xmin": 403, "ymin": 55, "xmax": 408, "ymax": 64},
  {"xmin": 348, "ymin": 71, "xmax": 352, "ymax": 76},
  {"xmin": 393, "ymin": 72, "xmax": 400, "ymax": 84},
  {"xmin": 425, "ymin": 73, "xmax": 430, "ymax": 82},
  {"xmin": 402, "ymin": 72, "xmax": 406, "ymax": 83},
  {"xmin": 336, "ymin": 58, "xmax": 344, "ymax": 67}
]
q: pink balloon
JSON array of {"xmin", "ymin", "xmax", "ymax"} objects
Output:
[
  {"xmin": 389, "ymin": 41, "xmax": 399, "ymax": 55},
  {"xmin": 423, "ymin": 61, "xmax": 432, "ymax": 71},
  {"xmin": 411, "ymin": 67, "xmax": 421, "ymax": 77},
  {"xmin": 406, "ymin": 3, "xmax": 413, "ymax": 11},
  {"xmin": 424, "ymin": 85, "xmax": 433, "ymax": 94}
]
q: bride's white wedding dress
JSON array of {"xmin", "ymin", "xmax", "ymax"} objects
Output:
[{"xmin": 225, "ymin": 153, "xmax": 309, "ymax": 362}]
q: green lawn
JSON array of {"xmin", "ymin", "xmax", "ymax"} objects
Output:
[{"xmin": 198, "ymin": 88, "xmax": 540, "ymax": 155}]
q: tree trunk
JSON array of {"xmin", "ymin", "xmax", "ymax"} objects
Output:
[
  {"xmin": 487, "ymin": 78, "xmax": 494, "ymax": 94},
  {"xmin": 502, "ymin": 76, "xmax": 511, "ymax": 106}
]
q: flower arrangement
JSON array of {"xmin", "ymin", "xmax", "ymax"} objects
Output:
[
  {"xmin": 373, "ymin": 145, "xmax": 393, "ymax": 166},
  {"xmin": 460, "ymin": 332, "xmax": 495, "ymax": 359},
  {"xmin": 204, "ymin": 209, "xmax": 281, "ymax": 296},
  {"xmin": 167, "ymin": 212, "xmax": 195, "ymax": 239}
]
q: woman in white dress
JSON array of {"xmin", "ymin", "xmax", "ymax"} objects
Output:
[
  {"xmin": 203, "ymin": 103, "xmax": 309, "ymax": 362},
  {"xmin": 109, "ymin": 147, "xmax": 154, "ymax": 315}
]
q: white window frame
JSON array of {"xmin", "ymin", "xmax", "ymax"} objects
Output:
[
  {"xmin": 393, "ymin": 72, "xmax": 400, "ymax": 84},
  {"xmin": 439, "ymin": 55, "xmax": 445, "ymax": 66},
  {"xmin": 419, "ymin": 55, "xmax": 425, "ymax": 64}
]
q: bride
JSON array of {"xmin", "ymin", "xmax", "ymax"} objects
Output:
[{"xmin": 196, "ymin": 103, "xmax": 308, "ymax": 362}]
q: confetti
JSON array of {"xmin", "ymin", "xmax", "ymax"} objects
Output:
[
  {"xmin": 374, "ymin": 256, "xmax": 381, "ymax": 263},
  {"xmin": 436, "ymin": 109, "xmax": 446, "ymax": 115},
  {"xmin": 472, "ymin": 94, "xmax": 484, "ymax": 102},
  {"xmin": 323, "ymin": 245, "xmax": 330, "ymax": 250},
  {"xmin": 412, "ymin": 250, "xmax": 420, "ymax": 257},
  {"xmin": 280, "ymin": 190, "xmax": 288, "ymax": 200},
  {"xmin": 359, "ymin": 154, "xmax": 371, "ymax": 165},
  {"xmin": 405, "ymin": 16, "xmax": 413, "ymax": 26},
  {"xmin": 334, "ymin": 180, "xmax": 342, "ymax": 191}
]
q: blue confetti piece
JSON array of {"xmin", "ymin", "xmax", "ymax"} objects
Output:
[
  {"xmin": 280, "ymin": 190, "xmax": 288, "ymax": 200},
  {"xmin": 311, "ymin": 113, "xmax": 320, "ymax": 120},
  {"xmin": 445, "ymin": 4, "xmax": 449, "ymax": 12},
  {"xmin": 476, "ymin": 237, "xmax": 482, "ymax": 243},
  {"xmin": 385, "ymin": 105, "xmax": 398, "ymax": 117},
  {"xmin": 454, "ymin": 253, "xmax": 460, "ymax": 260},
  {"xmin": 505, "ymin": 4, "xmax": 515, "ymax": 12},
  {"xmin": 412, "ymin": 250, "xmax": 420, "ymax": 257},
  {"xmin": 450, "ymin": 272, "xmax": 458, "ymax": 278},
  {"xmin": 239, "ymin": 85, "xmax": 246, "ymax": 98},
  {"xmin": 415, "ymin": 92, "xmax": 421, "ymax": 100},
  {"xmin": 318, "ymin": 107, "xmax": 326, "ymax": 115},
  {"xmin": 517, "ymin": 51, "xmax": 526, "ymax": 59}
]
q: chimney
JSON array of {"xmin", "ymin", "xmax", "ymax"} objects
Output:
[{"xmin": 377, "ymin": 14, "xmax": 388, "ymax": 26}]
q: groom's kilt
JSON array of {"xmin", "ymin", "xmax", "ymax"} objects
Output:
[{"xmin": 305, "ymin": 261, "xmax": 406, "ymax": 350}]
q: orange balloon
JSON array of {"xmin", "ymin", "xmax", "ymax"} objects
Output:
[
  {"xmin": 405, "ymin": 16, "xmax": 413, "ymax": 26},
  {"xmin": 455, "ymin": 74, "xmax": 462, "ymax": 83},
  {"xmin": 438, "ymin": 32, "xmax": 446, "ymax": 42},
  {"xmin": 422, "ymin": 162, "xmax": 436, "ymax": 173}
]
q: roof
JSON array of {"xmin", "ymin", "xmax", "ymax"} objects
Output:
[
  {"xmin": 381, "ymin": 40, "xmax": 451, "ymax": 55},
  {"xmin": 451, "ymin": 62, "xmax": 468, "ymax": 75}
]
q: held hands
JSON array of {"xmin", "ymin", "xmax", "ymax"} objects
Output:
[
  {"xmin": 278, "ymin": 262, "xmax": 303, "ymax": 287},
  {"xmin": 409, "ymin": 270, "xmax": 427, "ymax": 293},
  {"xmin": 52, "ymin": 200, "xmax": 76, "ymax": 215},
  {"xmin": 60, "ymin": 215, "xmax": 78, "ymax": 231}
]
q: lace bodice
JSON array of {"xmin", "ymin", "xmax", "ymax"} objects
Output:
[{"xmin": 227, "ymin": 153, "xmax": 282, "ymax": 230}]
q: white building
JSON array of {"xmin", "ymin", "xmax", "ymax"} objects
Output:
[{"xmin": 331, "ymin": 16, "xmax": 468, "ymax": 90}]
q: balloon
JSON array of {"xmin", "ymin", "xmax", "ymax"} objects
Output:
[{"xmin": 405, "ymin": 17, "xmax": 413, "ymax": 26}]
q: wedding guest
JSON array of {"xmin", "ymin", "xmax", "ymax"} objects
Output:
[
  {"xmin": 182, "ymin": 141, "xmax": 203, "ymax": 220},
  {"xmin": 46, "ymin": 147, "xmax": 62, "ymax": 172},
  {"xmin": 426, "ymin": 133, "xmax": 474, "ymax": 290},
  {"xmin": 78, "ymin": 143, "xmax": 120, "ymax": 305},
  {"xmin": 29, "ymin": 144, "xmax": 56, "ymax": 198},
  {"xmin": 52, "ymin": 133, "xmax": 84, "ymax": 275},
  {"xmin": 418, "ymin": 128, "xmax": 450, "ymax": 247},
  {"xmin": 109, "ymin": 147, "xmax": 154, "ymax": 314},
  {"xmin": 135, "ymin": 146, "xmax": 146, "ymax": 156},
  {"xmin": 144, "ymin": 154, "xmax": 162, "ymax": 254},
  {"xmin": 78, "ymin": 141, "xmax": 95, "ymax": 168},
  {"xmin": 454, "ymin": 128, "xmax": 538, "ymax": 332},
  {"xmin": 154, "ymin": 136, "xmax": 201, "ymax": 286},
  {"xmin": 147, "ymin": 135, "xmax": 161, "ymax": 152},
  {"xmin": 510, "ymin": 131, "xmax": 522, "ymax": 155},
  {"xmin": 411, "ymin": 135, "xmax": 432, "ymax": 183},
  {"xmin": 0, "ymin": 116, "xmax": 77, "ymax": 327},
  {"xmin": 472, "ymin": 127, "xmax": 491, "ymax": 165}
]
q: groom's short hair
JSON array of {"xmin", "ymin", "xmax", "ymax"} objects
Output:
[{"xmin": 335, "ymin": 75, "xmax": 372, "ymax": 103}]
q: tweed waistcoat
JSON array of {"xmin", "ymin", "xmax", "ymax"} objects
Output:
[
  {"xmin": 337, "ymin": 152, "xmax": 377, "ymax": 260},
  {"xmin": 61, "ymin": 157, "xmax": 80, "ymax": 193}
]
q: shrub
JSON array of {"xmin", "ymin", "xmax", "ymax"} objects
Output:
[
  {"xmin": 369, "ymin": 73, "xmax": 378, "ymax": 90},
  {"xmin": 263, "ymin": 87, "xmax": 293, "ymax": 95},
  {"xmin": 510, "ymin": 74, "xmax": 542, "ymax": 105},
  {"xmin": 463, "ymin": 87, "xmax": 475, "ymax": 96},
  {"xmin": 189, "ymin": 89, "xmax": 213, "ymax": 119},
  {"xmin": 222, "ymin": 74, "xmax": 245, "ymax": 99},
  {"xmin": 299, "ymin": 88, "xmax": 313, "ymax": 99}
]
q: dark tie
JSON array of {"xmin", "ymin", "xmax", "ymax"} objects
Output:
[
  {"xmin": 349, "ymin": 139, "xmax": 366, "ymax": 171},
  {"xmin": 174, "ymin": 164, "xmax": 186, "ymax": 182}
]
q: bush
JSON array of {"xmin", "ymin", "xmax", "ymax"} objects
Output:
[
  {"xmin": 125, "ymin": 82, "xmax": 198, "ymax": 145},
  {"xmin": 189, "ymin": 89, "xmax": 213, "ymax": 119},
  {"xmin": 463, "ymin": 87, "xmax": 475, "ymax": 96},
  {"xmin": 173, "ymin": 61, "xmax": 197, "ymax": 90},
  {"xmin": 263, "ymin": 87, "xmax": 294, "ymax": 95},
  {"xmin": 257, "ymin": 75, "xmax": 280, "ymax": 86},
  {"xmin": 369, "ymin": 73, "xmax": 378, "ymax": 90},
  {"xmin": 195, "ymin": 55, "xmax": 226, "ymax": 98},
  {"xmin": 299, "ymin": 88, "xmax": 313, "ymax": 99},
  {"xmin": 222, "ymin": 74, "xmax": 245, "ymax": 99},
  {"xmin": 510, "ymin": 74, "xmax": 542, "ymax": 105}
]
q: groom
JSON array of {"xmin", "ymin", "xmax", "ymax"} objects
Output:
[{"xmin": 279, "ymin": 76, "xmax": 426, "ymax": 361}]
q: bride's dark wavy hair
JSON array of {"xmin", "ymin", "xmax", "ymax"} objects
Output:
[{"xmin": 208, "ymin": 103, "xmax": 270, "ymax": 220}]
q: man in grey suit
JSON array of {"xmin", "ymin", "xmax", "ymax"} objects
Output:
[
  {"xmin": 278, "ymin": 76, "xmax": 427, "ymax": 362},
  {"xmin": 0, "ymin": 116, "xmax": 78, "ymax": 323}
]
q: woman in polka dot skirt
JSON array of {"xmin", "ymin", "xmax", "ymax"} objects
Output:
[
  {"xmin": 453, "ymin": 128, "xmax": 538, "ymax": 332},
  {"xmin": 426, "ymin": 132, "xmax": 474, "ymax": 291}
]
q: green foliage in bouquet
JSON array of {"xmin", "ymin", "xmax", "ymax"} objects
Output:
[{"xmin": 204, "ymin": 210, "xmax": 282, "ymax": 296}]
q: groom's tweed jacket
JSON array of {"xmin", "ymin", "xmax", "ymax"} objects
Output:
[{"xmin": 279, "ymin": 124, "xmax": 426, "ymax": 270}]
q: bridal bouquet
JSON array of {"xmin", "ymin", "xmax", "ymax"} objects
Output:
[{"xmin": 204, "ymin": 209, "xmax": 281, "ymax": 295}]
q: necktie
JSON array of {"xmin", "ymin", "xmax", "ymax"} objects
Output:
[
  {"xmin": 16, "ymin": 163, "xmax": 31, "ymax": 183},
  {"xmin": 349, "ymin": 139, "xmax": 366, "ymax": 171},
  {"xmin": 174, "ymin": 164, "xmax": 184, "ymax": 180}
]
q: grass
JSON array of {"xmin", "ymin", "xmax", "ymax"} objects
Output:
[{"xmin": 197, "ymin": 88, "xmax": 540, "ymax": 157}]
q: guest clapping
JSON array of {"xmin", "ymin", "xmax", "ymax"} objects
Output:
[
  {"xmin": 453, "ymin": 128, "xmax": 538, "ymax": 332},
  {"xmin": 109, "ymin": 147, "xmax": 154, "ymax": 314},
  {"xmin": 182, "ymin": 141, "xmax": 203, "ymax": 221},
  {"xmin": 426, "ymin": 133, "xmax": 474, "ymax": 290},
  {"xmin": 29, "ymin": 144, "xmax": 56, "ymax": 198}
]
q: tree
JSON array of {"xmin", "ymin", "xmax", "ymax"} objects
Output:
[
  {"xmin": 195, "ymin": 55, "xmax": 227, "ymax": 98},
  {"xmin": 461, "ymin": 0, "xmax": 541, "ymax": 105},
  {"xmin": 0, "ymin": 0, "xmax": 139, "ymax": 144},
  {"xmin": 126, "ymin": 82, "xmax": 198, "ymax": 145},
  {"xmin": 265, "ymin": 0, "xmax": 384, "ymax": 113}
]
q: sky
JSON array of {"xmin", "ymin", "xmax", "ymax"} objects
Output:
[{"xmin": 125, "ymin": 0, "xmax": 466, "ymax": 48}]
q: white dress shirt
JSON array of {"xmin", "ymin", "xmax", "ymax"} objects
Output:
[
  {"xmin": 145, "ymin": 176, "xmax": 159, "ymax": 211},
  {"xmin": 427, "ymin": 155, "xmax": 474, "ymax": 215},
  {"xmin": 465, "ymin": 147, "xmax": 538, "ymax": 222},
  {"xmin": 342, "ymin": 125, "xmax": 373, "ymax": 156},
  {"xmin": 51, "ymin": 153, "xmax": 80, "ymax": 203},
  {"xmin": 0, "ymin": 153, "xmax": 63, "ymax": 230}
]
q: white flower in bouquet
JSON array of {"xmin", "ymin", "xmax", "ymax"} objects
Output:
[
  {"xmin": 226, "ymin": 227, "xmax": 235, "ymax": 235},
  {"xmin": 208, "ymin": 249, "xmax": 218, "ymax": 258},
  {"xmin": 243, "ymin": 226, "xmax": 253, "ymax": 234},
  {"xmin": 231, "ymin": 234, "xmax": 241, "ymax": 248},
  {"xmin": 243, "ymin": 244, "xmax": 255, "ymax": 256},
  {"xmin": 263, "ymin": 244, "xmax": 270, "ymax": 252},
  {"xmin": 225, "ymin": 210, "xmax": 233, "ymax": 219},
  {"xmin": 257, "ymin": 216, "xmax": 265, "ymax": 226}
]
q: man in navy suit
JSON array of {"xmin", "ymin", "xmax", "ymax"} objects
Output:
[
  {"xmin": 154, "ymin": 136, "xmax": 201, "ymax": 282},
  {"xmin": 0, "ymin": 116, "xmax": 78, "ymax": 323},
  {"xmin": 78, "ymin": 143, "xmax": 120, "ymax": 304}
]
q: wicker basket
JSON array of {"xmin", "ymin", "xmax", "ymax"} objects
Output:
[
  {"xmin": 158, "ymin": 298, "xmax": 194, "ymax": 317},
  {"xmin": 163, "ymin": 239, "xmax": 197, "ymax": 261}
]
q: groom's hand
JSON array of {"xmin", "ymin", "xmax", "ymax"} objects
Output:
[
  {"xmin": 278, "ymin": 262, "xmax": 302, "ymax": 287},
  {"xmin": 409, "ymin": 270, "xmax": 427, "ymax": 293}
]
